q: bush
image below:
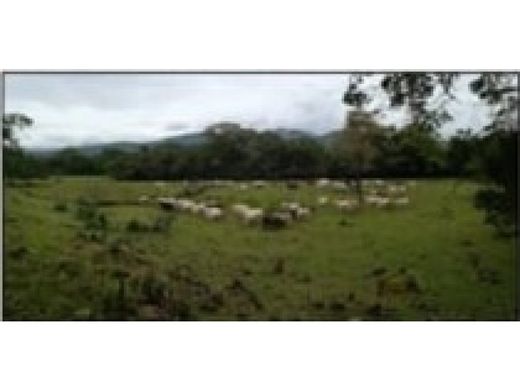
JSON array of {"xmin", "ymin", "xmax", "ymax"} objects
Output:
[
  {"xmin": 127, "ymin": 218, "xmax": 150, "ymax": 233},
  {"xmin": 127, "ymin": 215, "xmax": 173, "ymax": 233},
  {"xmin": 475, "ymin": 188, "xmax": 516, "ymax": 237},
  {"xmin": 75, "ymin": 199, "xmax": 108, "ymax": 231},
  {"xmin": 151, "ymin": 215, "xmax": 173, "ymax": 233},
  {"xmin": 108, "ymin": 238, "xmax": 130, "ymax": 255},
  {"xmin": 76, "ymin": 201, "xmax": 96, "ymax": 221},
  {"xmin": 84, "ymin": 213, "xmax": 108, "ymax": 230},
  {"xmin": 262, "ymin": 212, "xmax": 290, "ymax": 230},
  {"xmin": 140, "ymin": 271, "xmax": 170, "ymax": 305}
]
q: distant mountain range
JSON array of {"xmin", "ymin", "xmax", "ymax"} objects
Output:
[{"xmin": 26, "ymin": 128, "xmax": 341, "ymax": 156}]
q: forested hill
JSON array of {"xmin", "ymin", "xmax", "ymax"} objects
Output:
[{"xmin": 26, "ymin": 128, "xmax": 333, "ymax": 156}]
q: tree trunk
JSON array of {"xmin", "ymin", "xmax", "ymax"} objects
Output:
[{"xmin": 355, "ymin": 172, "xmax": 363, "ymax": 204}]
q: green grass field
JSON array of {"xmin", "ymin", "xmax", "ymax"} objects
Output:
[{"xmin": 3, "ymin": 176, "xmax": 516, "ymax": 320}]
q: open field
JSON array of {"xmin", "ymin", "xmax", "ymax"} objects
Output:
[{"xmin": 3, "ymin": 176, "xmax": 516, "ymax": 320}]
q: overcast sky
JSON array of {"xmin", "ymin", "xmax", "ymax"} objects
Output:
[{"xmin": 4, "ymin": 73, "xmax": 494, "ymax": 149}]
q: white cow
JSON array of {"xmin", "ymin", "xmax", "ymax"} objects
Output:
[
  {"xmin": 202, "ymin": 206, "xmax": 223, "ymax": 220},
  {"xmin": 335, "ymin": 199, "xmax": 359, "ymax": 211},
  {"xmin": 317, "ymin": 196, "xmax": 329, "ymax": 206},
  {"xmin": 316, "ymin": 178, "xmax": 331, "ymax": 188},
  {"xmin": 393, "ymin": 197, "xmax": 410, "ymax": 206}
]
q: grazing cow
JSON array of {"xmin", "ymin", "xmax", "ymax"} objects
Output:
[
  {"xmin": 286, "ymin": 181, "xmax": 299, "ymax": 190},
  {"xmin": 176, "ymin": 198, "xmax": 195, "ymax": 211},
  {"xmin": 231, "ymin": 203, "xmax": 249, "ymax": 215},
  {"xmin": 281, "ymin": 201, "xmax": 312, "ymax": 220},
  {"xmin": 365, "ymin": 195, "xmax": 380, "ymax": 206},
  {"xmin": 189, "ymin": 202, "xmax": 205, "ymax": 214},
  {"xmin": 388, "ymin": 184, "xmax": 407, "ymax": 195},
  {"xmin": 242, "ymin": 208, "xmax": 264, "ymax": 225},
  {"xmin": 231, "ymin": 203, "xmax": 264, "ymax": 225},
  {"xmin": 365, "ymin": 195, "xmax": 390, "ymax": 208},
  {"xmin": 262, "ymin": 211, "xmax": 291, "ymax": 229},
  {"xmin": 157, "ymin": 197, "xmax": 177, "ymax": 211},
  {"xmin": 393, "ymin": 197, "xmax": 410, "ymax": 206},
  {"xmin": 252, "ymin": 180, "xmax": 267, "ymax": 188},
  {"xmin": 202, "ymin": 207, "xmax": 223, "ymax": 220},
  {"xmin": 281, "ymin": 201, "xmax": 299, "ymax": 211},
  {"xmin": 317, "ymin": 196, "xmax": 329, "ymax": 206},
  {"xmin": 316, "ymin": 178, "xmax": 331, "ymax": 188},
  {"xmin": 295, "ymin": 206, "xmax": 311, "ymax": 219},
  {"xmin": 281, "ymin": 202, "xmax": 301, "ymax": 220},
  {"xmin": 232, "ymin": 203, "xmax": 250, "ymax": 215},
  {"xmin": 331, "ymin": 180, "xmax": 348, "ymax": 191},
  {"xmin": 335, "ymin": 199, "xmax": 359, "ymax": 211},
  {"xmin": 375, "ymin": 197, "xmax": 391, "ymax": 208}
]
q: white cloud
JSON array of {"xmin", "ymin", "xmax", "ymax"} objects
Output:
[{"xmin": 4, "ymin": 73, "xmax": 494, "ymax": 149}]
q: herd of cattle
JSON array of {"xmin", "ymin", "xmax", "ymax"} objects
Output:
[{"xmin": 146, "ymin": 178, "xmax": 414, "ymax": 229}]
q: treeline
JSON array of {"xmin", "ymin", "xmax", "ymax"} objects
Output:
[{"xmin": 5, "ymin": 122, "xmax": 506, "ymax": 181}]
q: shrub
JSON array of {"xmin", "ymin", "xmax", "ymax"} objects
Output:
[
  {"xmin": 126, "ymin": 218, "xmax": 150, "ymax": 233},
  {"xmin": 108, "ymin": 238, "xmax": 130, "ymax": 254},
  {"xmin": 75, "ymin": 200, "xmax": 96, "ymax": 221},
  {"xmin": 140, "ymin": 271, "xmax": 170, "ymax": 305},
  {"xmin": 151, "ymin": 215, "xmax": 173, "ymax": 233},
  {"xmin": 9, "ymin": 246, "xmax": 28, "ymax": 259},
  {"xmin": 262, "ymin": 212, "xmax": 290, "ymax": 230},
  {"xmin": 85, "ymin": 212, "xmax": 108, "ymax": 230},
  {"xmin": 475, "ymin": 188, "xmax": 516, "ymax": 237},
  {"xmin": 75, "ymin": 198, "xmax": 109, "ymax": 232}
]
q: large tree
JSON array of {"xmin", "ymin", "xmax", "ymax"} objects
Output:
[
  {"xmin": 3, "ymin": 113, "xmax": 33, "ymax": 148},
  {"xmin": 343, "ymin": 72, "xmax": 518, "ymax": 234},
  {"xmin": 469, "ymin": 74, "xmax": 519, "ymax": 235},
  {"xmin": 343, "ymin": 73, "xmax": 457, "ymax": 129},
  {"xmin": 337, "ymin": 109, "xmax": 386, "ymax": 203}
]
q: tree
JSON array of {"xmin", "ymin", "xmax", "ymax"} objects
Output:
[
  {"xmin": 3, "ymin": 113, "xmax": 33, "ymax": 148},
  {"xmin": 470, "ymin": 73, "xmax": 518, "ymax": 133},
  {"xmin": 384, "ymin": 124, "xmax": 446, "ymax": 177},
  {"xmin": 343, "ymin": 73, "xmax": 457, "ymax": 129},
  {"xmin": 3, "ymin": 113, "xmax": 44, "ymax": 179},
  {"xmin": 469, "ymin": 74, "xmax": 518, "ymax": 236},
  {"xmin": 337, "ymin": 110, "xmax": 385, "ymax": 203},
  {"xmin": 341, "ymin": 74, "xmax": 456, "ymax": 199},
  {"xmin": 343, "ymin": 72, "xmax": 518, "ymax": 235},
  {"xmin": 445, "ymin": 129, "xmax": 479, "ymax": 177}
]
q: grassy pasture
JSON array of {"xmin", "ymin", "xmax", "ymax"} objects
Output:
[{"xmin": 3, "ymin": 176, "xmax": 516, "ymax": 320}]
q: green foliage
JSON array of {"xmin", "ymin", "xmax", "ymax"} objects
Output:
[
  {"xmin": 445, "ymin": 129, "xmax": 479, "ymax": 176},
  {"xmin": 475, "ymin": 189, "xmax": 516, "ymax": 237},
  {"xmin": 343, "ymin": 73, "xmax": 518, "ymax": 235},
  {"xmin": 101, "ymin": 122, "xmax": 453, "ymax": 181},
  {"xmin": 4, "ymin": 117, "xmax": 506, "ymax": 183},
  {"xmin": 380, "ymin": 124, "xmax": 446, "ymax": 177},
  {"xmin": 472, "ymin": 130, "xmax": 518, "ymax": 235},
  {"xmin": 151, "ymin": 214, "xmax": 174, "ymax": 233},
  {"xmin": 75, "ymin": 199, "xmax": 108, "ymax": 231},
  {"xmin": 126, "ymin": 215, "xmax": 173, "ymax": 233},
  {"xmin": 3, "ymin": 113, "xmax": 33, "ymax": 148},
  {"xmin": 46, "ymin": 148, "xmax": 104, "ymax": 175},
  {"xmin": 126, "ymin": 218, "xmax": 150, "ymax": 233},
  {"xmin": 3, "ymin": 148, "xmax": 47, "ymax": 179},
  {"xmin": 343, "ymin": 73, "xmax": 456, "ymax": 128}
]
